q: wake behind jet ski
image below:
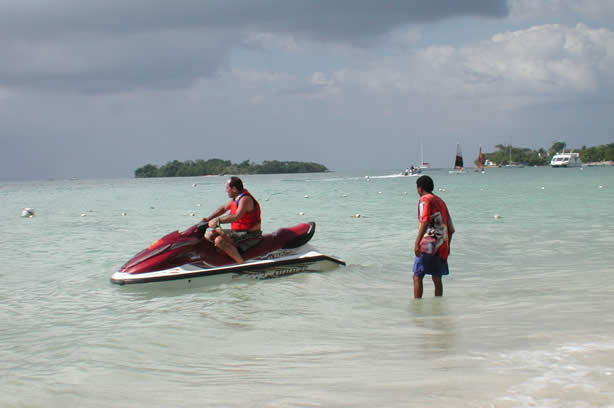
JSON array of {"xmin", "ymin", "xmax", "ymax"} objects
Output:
[{"xmin": 111, "ymin": 221, "xmax": 345, "ymax": 288}]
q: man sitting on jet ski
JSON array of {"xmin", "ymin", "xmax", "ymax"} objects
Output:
[{"xmin": 202, "ymin": 176, "xmax": 262, "ymax": 264}]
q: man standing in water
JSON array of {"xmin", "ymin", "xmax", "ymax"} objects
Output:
[
  {"xmin": 413, "ymin": 175, "xmax": 454, "ymax": 298},
  {"xmin": 202, "ymin": 176, "xmax": 262, "ymax": 264}
]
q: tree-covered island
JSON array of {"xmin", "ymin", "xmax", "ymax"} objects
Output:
[
  {"xmin": 476, "ymin": 141, "xmax": 614, "ymax": 167},
  {"xmin": 135, "ymin": 159, "xmax": 329, "ymax": 178}
]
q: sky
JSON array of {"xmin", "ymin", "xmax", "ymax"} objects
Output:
[{"xmin": 1, "ymin": 0, "xmax": 613, "ymax": 180}]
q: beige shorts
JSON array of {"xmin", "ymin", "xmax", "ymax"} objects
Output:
[{"xmin": 227, "ymin": 229, "xmax": 263, "ymax": 252}]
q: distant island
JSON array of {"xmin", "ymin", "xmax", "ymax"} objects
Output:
[
  {"xmin": 135, "ymin": 159, "xmax": 329, "ymax": 178},
  {"xmin": 477, "ymin": 141, "xmax": 614, "ymax": 167}
]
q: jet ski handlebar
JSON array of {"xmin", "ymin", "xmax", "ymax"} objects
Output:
[{"xmin": 195, "ymin": 220, "xmax": 209, "ymax": 235}]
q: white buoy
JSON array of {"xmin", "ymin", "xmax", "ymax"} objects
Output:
[
  {"xmin": 599, "ymin": 185, "xmax": 604, "ymax": 189},
  {"xmin": 494, "ymin": 214, "xmax": 502, "ymax": 220},
  {"xmin": 354, "ymin": 213, "xmax": 361, "ymax": 218},
  {"xmin": 121, "ymin": 212, "xmax": 127, "ymax": 216},
  {"xmin": 192, "ymin": 183, "xmax": 197, "ymax": 187},
  {"xmin": 189, "ymin": 213, "xmax": 195, "ymax": 216},
  {"xmin": 541, "ymin": 186, "xmax": 545, "ymax": 190},
  {"xmin": 304, "ymin": 194, "xmax": 310, "ymax": 198},
  {"xmin": 298, "ymin": 212, "xmax": 305, "ymax": 216},
  {"xmin": 81, "ymin": 213, "xmax": 87, "ymax": 217},
  {"xmin": 21, "ymin": 208, "xmax": 35, "ymax": 218},
  {"xmin": 439, "ymin": 188, "xmax": 447, "ymax": 192}
]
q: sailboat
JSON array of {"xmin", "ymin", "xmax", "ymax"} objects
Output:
[
  {"xmin": 419, "ymin": 136, "xmax": 431, "ymax": 170},
  {"xmin": 448, "ymin": 143, "xmax": 465, "ymax": 174},
  {"xmin": 504, "ymin": 145, "xmax": 524, "ymax": 168},
  {"xmin": 474, "ymin": 146, "xmax": 485, "ymax": 173}
]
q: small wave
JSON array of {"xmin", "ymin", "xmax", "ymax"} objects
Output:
[{"xmin": 366, "ymin": 174, "xmax": 407, "ymax": 179}]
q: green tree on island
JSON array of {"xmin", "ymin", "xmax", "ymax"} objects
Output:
[
  {"xmin": 479, "ymin": 141, "xmax": 612, "ymax": 166},
  {"xmin": 135, "ymin": 159, "xmax": 329, "ymax": 178},
  {"xmin": 578, "ymin": 143, "xmax": 614, "ymax": 162}
]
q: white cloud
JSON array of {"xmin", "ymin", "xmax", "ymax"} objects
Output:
[
  {"xmin": 387, "ymin": 25, "xmax": 424, "ymax": 49},
  {"xmin": 311, "ymin": 72, "xmax": 333, "ymax": 87},
  {"xmin": 231, "ymin": 69, "xmax": 296, "ymax": 84},
  {"xmin": 242, "ymin": 32, "xmax": 300, "ymax": 52},
  {"xmin": 337, "ymin": 23, "xmax": 614, "ymax": 108}
]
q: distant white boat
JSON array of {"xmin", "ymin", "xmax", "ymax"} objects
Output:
[
  {"xmin": 449, "ymin": 143, "xmax": 465, "ymax": 174},
  {"xmin": 402, "ymin": 167, "xmax": 421, "ymax": 176},
  {"xmin": 550, "ymin": 151, "xmax": 582, "ymax": 168},
  {"xmin": 419, "ymin": 162, "xmax": 431, "ymax": 170}
]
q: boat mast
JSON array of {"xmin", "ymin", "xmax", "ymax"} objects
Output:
[
  {"xmin": 478, "ymin": 146, "xmax": 483, "ymax": 169},
  {"xmin": 420, "ymin": 135, "xmax": 424, "ymax": 167}
]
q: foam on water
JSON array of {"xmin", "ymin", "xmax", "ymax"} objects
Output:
[{"xmin": 491, "ymin": 341, "xmax": 614, "ymax": 407}]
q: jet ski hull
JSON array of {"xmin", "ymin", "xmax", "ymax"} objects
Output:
[
  {"xmin": 111, "ymin": 245, "xmax": 345, "ymax": 288},
  {"xmin": 111, "ymin": 222, "xmax": 345, "ymax": 288}
]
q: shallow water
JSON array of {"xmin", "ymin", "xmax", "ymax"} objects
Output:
[{"xmin": 2, "ymin": 167, "xmax": 614, "ymax": 407}]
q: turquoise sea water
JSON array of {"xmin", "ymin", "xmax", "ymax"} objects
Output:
[{"xmin": 2, "ymin": 167, "xmax": 614, "ymax": 407}]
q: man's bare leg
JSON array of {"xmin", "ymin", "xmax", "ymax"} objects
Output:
[
  {"xmin": 214, "ymin": 235, "xmax": 244, "ymax": 264},
  {"xmin": 413, "ymin": 275, "xmax": 423, "ymax": 299},
  {"xmin": 432, "ymin": 275, "xmax": 443, "ymax": 296}
]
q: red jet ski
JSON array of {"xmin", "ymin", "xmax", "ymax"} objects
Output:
[{"xmin": 111, "ymin": 221, "xmax": 345, "ymax": 288}]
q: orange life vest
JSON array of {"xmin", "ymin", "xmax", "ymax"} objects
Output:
[{"xmin": 229, "ymin": 190, "xmax": 261, "ymax": 231}]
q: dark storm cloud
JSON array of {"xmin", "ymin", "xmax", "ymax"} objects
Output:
[
  {"xmin": 1, "ymin": 1, "xmax": 508, "ymax": 39},
  {"xmin": 0, "ymin": 28, "xmax": 234, "ymax": 93},
  {"xmin": 0, "ymin": 0, "xmax": 508, "ymax": 93}
]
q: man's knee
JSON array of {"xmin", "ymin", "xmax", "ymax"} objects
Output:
[{"xmin": 214, "ymin": 235, "xmax": 225, "ymax": 247}]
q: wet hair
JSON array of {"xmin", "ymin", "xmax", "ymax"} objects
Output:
[
  {"xmin": 228, "ymin": 176, "xmax": 244, "ymax": 192},
  {"xmin": 416, "ymin": 175, "xmax": 434, "ymax": 193}
]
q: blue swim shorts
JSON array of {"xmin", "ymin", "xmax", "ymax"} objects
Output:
[{"xmin": 413, "ymin": 253, "xmax": 449, "ymax": 277}]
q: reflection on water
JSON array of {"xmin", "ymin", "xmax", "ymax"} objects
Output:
[{"xmin": 410, "ymin": 299, "xmax": 458, "ymax": 357}]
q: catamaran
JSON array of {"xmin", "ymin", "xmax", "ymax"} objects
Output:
[
  {"xmin": 550, "ymin": 151, "xmax": 582, "ymax": 167},
  {"xmin": 449, "ymin": 143, "xmax": 465, "ymax": 174}
]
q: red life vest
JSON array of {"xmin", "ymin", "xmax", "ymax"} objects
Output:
[{"xmin": 229, "ymin": 190, "xmax": 261, "ymax": 231}]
